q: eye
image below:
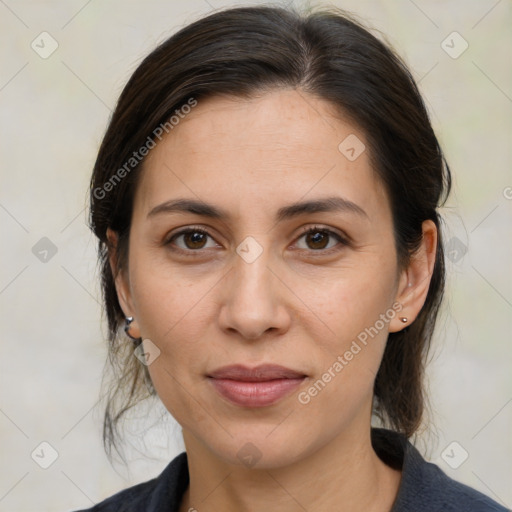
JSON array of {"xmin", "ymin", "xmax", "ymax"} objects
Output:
[
  {"xmin": 294, "ymin": 225, "xmax": 349, "ymax": 253},
  {"xmin": 165, "ymin": 227, "xmax": 219, "ymax": 254}
]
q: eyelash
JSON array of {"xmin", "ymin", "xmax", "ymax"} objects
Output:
[{"xmin": 164, "ymin": 225, "xmax": 350, "ymax": 257}]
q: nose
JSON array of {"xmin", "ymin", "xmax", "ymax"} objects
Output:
[{"xmin": 217, "ymin": 243, "xmax": 291, "ymax": 341}]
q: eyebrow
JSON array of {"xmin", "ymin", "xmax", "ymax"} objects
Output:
[{"xmin": 147, "ymin": 196, "xmax": 369, "ymax": 222}]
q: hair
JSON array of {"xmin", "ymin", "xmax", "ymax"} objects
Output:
[{"xmin": 89, "ymin": 4, "xmax": 451, "ymax": 459}]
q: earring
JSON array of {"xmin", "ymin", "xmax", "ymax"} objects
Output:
[
  {"xmin": 124, "ymin": 316, "xmax": 140, "ymax": 341},
  {"xmin": 400, "ymin": 317, "xmax": 408, "ymax": 323}
]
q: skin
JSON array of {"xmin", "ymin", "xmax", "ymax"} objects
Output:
[{"xmin": 108, "ymin": 88, "xmax": 437, "ymax": 512}]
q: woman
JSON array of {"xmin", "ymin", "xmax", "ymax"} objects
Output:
[{"xmin": 77, "ymin": 5, "xmax": 507, "ymax": 511}]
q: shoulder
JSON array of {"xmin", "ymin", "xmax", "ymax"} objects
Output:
[
  {"xmin": 70, "ymin": 452, "xmax": 189, "ymax": 512},
  {"xmin": 431, "ymin": 472, "xmax": 509, "ymax": 511},
  {"xmin": 372, "ymin": 428, "xmax": 509, "ymax": 512},
  {"xmin": 72, "ymin": 479, "xmax": 157, "ymax": 512},
  {"xmin": 408, "ymin": 457, "xmax": 509, "ymax": 512}
]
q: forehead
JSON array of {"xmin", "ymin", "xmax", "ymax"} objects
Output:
[{"xmin": 135, "ymin": 89, "xmax": 389, "ymax": 222}]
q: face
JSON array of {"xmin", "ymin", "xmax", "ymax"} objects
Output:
[{"xmin": 112, "ymin": 89, "xmax": 415, "ymax": 469}]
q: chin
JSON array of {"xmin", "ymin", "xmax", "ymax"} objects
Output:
[
  {"xmin": 189, "ymin": 421, "xmax": 320, "ymax": 470},
  {"xmin": 217, "ymin": 438, "xmax": 304, "ymax": 470}
]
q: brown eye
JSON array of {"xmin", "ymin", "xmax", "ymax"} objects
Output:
[
  {"xmin": 181, "ymin": 230, "xmax": 208, "ymax": 249},
  {"xmin": 304, "ymin": 230, "xmax": 329, "ymax": 250},
  {"xmin": 166, "ymin": 228, "xmax": 217, "ymax": 252},
  {"xmin": 295, "ymin": 226, "xmax": 348, "ymax": 253}
]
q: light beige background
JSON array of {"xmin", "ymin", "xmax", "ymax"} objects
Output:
[{"xmin": 1, "ymin": 0, "xmax": 511, "ymax": 510}]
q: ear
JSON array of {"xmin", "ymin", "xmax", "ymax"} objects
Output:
[
  {"xmin": 388, "ymin": 220, "xmax": 437, "ymax": 333},
  {"xmin": 106, "ymin": 228, "xmax": 141, "ymax": 339}
]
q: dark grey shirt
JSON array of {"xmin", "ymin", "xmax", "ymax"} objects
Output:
[{"xmin": 74, "ymin": 428, "xmax": 509, "ymax": 511}]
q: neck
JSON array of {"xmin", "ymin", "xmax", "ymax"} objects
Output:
[{"xmin": 179, "ymin": 425, "xmax": 401, "ymax": 512}]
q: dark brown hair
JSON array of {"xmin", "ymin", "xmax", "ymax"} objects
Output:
[{"xmin": 89, "ymin": 4, "xmax": 451, "ymax": 458}]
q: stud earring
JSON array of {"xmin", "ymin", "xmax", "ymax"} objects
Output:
[
  {"xmin": 400, "ymin": 317, "xmax": 408, "ymax": 323},
  {"xmin": 124, "ymin": 316, "xmax": 140, "ymax": 341}
]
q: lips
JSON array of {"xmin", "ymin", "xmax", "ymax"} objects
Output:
[{"xmin": 207, "ymin": 364, "xmax": 307, "ymax": 407}]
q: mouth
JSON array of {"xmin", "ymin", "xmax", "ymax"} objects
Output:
[{"xmin": 207, "ymin": 364, "xmax": 307, "ymax": 408}]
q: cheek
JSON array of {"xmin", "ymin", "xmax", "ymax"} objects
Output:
[
  {"xmin": 304, "ymin": 257, "xmax": 398, "ymax": 394},
  {"xmin": 291, "ymin": 280, "xmax": 397, "ymax": 439},
  {"xmin": 129, "ymin": 251, "xmax": 217, "ymax": 341},
  {"xmin": 130, "ymin": 263, "xmax": 217, "ymax": 427},
  {"xmin": 312, "ymin": 260, "xmax": 398, "ymax": 344},
  {"xmin": 127, "ymin": 253, "xmax": 227, "ymax": 412}
]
